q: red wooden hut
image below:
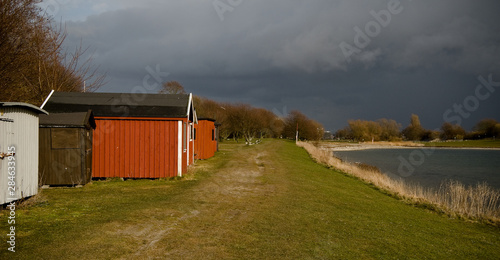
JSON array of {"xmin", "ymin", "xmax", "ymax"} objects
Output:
[
  {"xmin": 43, "ymin": 92, "xmax": 196, "ymax": 178},
  {"xmin": 194, "ymin": 118, "xmax": 219, "ymax": 160}
]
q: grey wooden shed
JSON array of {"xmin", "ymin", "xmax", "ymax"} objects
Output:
[{"xmin": 39, "ymin": 110, "xmax": 96, "ymax": 186}]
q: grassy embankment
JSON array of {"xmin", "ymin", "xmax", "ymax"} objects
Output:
[
  {"xmin": 323, "ymin": 139, "xmax": 500, "ymax": 148},
  {"xmin": 299, "ymin": 141, "xmax": 500, "ymax": 225},
  {"xmin": 423, "ymin": 139, "xmax": 500, "ymax": 148},
  {"xmin": 1, "ymin": 139, "xmax": 499, "ymax": 259}
]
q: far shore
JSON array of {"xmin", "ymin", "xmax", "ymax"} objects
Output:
[{"xmin": 318, "ymin": 141, "xmax": 500, "ymax": 151}]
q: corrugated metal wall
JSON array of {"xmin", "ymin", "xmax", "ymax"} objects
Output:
[
  {"xmin": 194, "ymin": 120, "xmax": 217, "ymax": 160},
  {"xmin": 0, "ymin": 108, "xmax": 40, "ymax": 204},
  {"xmin": 92, "ymin": 118, "xmax": 180, "ymax": 178}
]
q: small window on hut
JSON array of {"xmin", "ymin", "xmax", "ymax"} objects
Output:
[
  {"xmin": 51, "ymin": 128, "xmax": 80, "ymax": 149},
  {"xmin": 212, "ymin": 129, "xmax": 215, "ymax": 141}
]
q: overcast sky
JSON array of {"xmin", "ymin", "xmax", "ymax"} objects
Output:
[{"xmin": 44, "ymin": 0, "xmax": 500, "ymax": 131}]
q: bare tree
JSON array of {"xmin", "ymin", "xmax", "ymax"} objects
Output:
[
  {"xmin": 441, "ymin": 122, "xmax": 466, "ymax": 140},
  {"xmin": 348, "ymin": 120, "xmax": 381, "ymax": 142},
  {"xmin": 402, "ymin": 114, "xmax": 425, "ymax": 141},
  {"xmin": 473, "ymin": 119, "xmax": 500, "ymax": 138},
  {"xmin": 194, "ymin": 96, "xmax": 302, "ymax": 143},
  {"xmin": 377, "ymin": 118, "xmax": 401, "ymax": 141},
  {"xmin": 335, "ymin": 127, "xmax": 352, "ymax": 140},
  {"xmin": 227, "ymin": 104, "xmax": 262, "ymax": 143},
  {"xmin": 334, "ymin": 118, "xmax": 401, "ymax": 142},
  {"xmin": 283, "ymin": 110, "xmax": 324, "ymax": 141},
  {"xmin": 255, "ymin": 108, "xmax": 281, "ymax": 138},
  {"xmin": 0, "ymin": 0, "xmax": 106, "ymax": 105},
  {"xmin": 158, "ymin": 81, "xmax": 186, "ymax": 94}
]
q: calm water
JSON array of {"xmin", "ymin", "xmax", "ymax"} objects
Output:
[{"xmin": 333, "ymin": 148, "xmax": 500, "ymax": 190}]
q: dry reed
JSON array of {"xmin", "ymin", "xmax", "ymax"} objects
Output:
[{"xmin": 297, "ymin": 141, "xmax": 500, "ymax": 225}]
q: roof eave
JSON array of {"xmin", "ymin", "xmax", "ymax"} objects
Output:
[{"xmin": 0, "ymin": 102, "xmax": 48, "ymax": 115}]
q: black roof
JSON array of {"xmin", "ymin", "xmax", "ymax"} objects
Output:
[
  {"xmin": 198, "ymin": 117, "xmax": 216, "ymax": 122},
  {"xmin": 43, "ymin": 92, "xmax": 194, "ymax": 119},
  {"xmin": 39, "ymin": 110, "xmax": 96, "ymax": 129}
]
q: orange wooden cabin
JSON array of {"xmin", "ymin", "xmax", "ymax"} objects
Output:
[
  {"xmin": 194, "ymin": 118, "xmax": 219, "ymax": 160},
  {"xmin": 43, "ymin": 92, "xmax": 197, "ymax": 178}
]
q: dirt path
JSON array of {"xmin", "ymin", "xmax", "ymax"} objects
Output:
[{"xmin": 118, "ymin": 142, "xmax": 285, "ymax": 259}]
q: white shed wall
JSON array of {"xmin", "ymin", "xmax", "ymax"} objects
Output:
[{"xmin": 0, "ymin": 107, "xmax": 40, "ymax": 204}]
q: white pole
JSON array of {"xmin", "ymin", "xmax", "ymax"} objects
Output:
[
  {"xmin": 295, "ymin": 123, "xmax": 299, "ymax": 143},
  {"xmin": 40, "ymin": 89, "xmax": 55, "ymax": 109}
]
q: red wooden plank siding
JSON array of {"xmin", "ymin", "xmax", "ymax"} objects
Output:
[
  {"xmin": 124, "ymin": 120, "xmax": 130, "ymax": 178},
  {"xmin": 128, "ymin": 120, "xmax": 134, "ymax": 178},
  {"xmin": 138, "ymin": 121, "xmax": 144, "ymax": 177},
  {"xmin": 161, "ymin": 122, "xmax": 167, "ymax": 177},
  {"xmin": 119, "ymin": 121, "xmax": 124, "ymax": 178},
  {"xmin": 99, "ymin": 120, "xmax": 107, "ymax": 177},
  {"xmin": 194, "ymin": 120, "xmax": 217, "ymax": 160},
  {"xmin": 154, "ymin": 121, "xmax": 160, "ymax": 178},
  {"xmin": 93, "ymin": 121, "xmax": 100, "ymax": 177},
  {"xmin": 92, "ymin": 118, "xmax": 182, "ymax": 178},
  {"xmin": 150, "ymin": 121, "xmax": 155, "ymax": 177}
]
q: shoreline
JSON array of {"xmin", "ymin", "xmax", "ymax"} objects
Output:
[
  {"xmin": 298, "ymin": 141, "xmax": 500, "ymax": 226},
  {"xmin": 318, "ymin": 142, "xmax": 500, "ymax": 151},
  {"xmin": 317, "ymin": 141, "xmax": 500, "ymax": 191}
]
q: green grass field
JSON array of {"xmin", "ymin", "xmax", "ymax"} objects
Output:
[
  {"xmin": 324, "ymin": 139, "xmax": 500, "ymax": 148},
  {"xmin": 1, "ymin": 139, "xmax": 499, "ymax": 259},
  {"xmin": 423, "ymin": 139, "xmax": 500, "ymax": 148}
]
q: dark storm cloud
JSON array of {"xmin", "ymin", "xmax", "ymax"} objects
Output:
[{"xmin": 61, "ymin": 0, "xmax": 500, "ymax": 131}]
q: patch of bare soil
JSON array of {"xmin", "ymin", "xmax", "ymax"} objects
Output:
[{"xmin": 114, "ymin": 143, "xmax": 284, "ymax": 259}]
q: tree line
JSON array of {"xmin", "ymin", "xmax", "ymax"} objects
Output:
[
  {"xmin": 335, "ymin": 114, "xmax": 500, "ymax": 142},
  {"xmin": 159, "ymin": 82, "xmax": 325, "ymax": 143},
  {"xmin": 194, "ymin": 96, "xmax": 324, "ymax": 143},
  {"xmin": 0, "ymin": 0, "xmax": 105, "ymax": 106}
]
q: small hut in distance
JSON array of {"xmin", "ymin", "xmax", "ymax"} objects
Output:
[{"xmin": 194, "ymin": 118, "xmax": 219, "ymax": 160}]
